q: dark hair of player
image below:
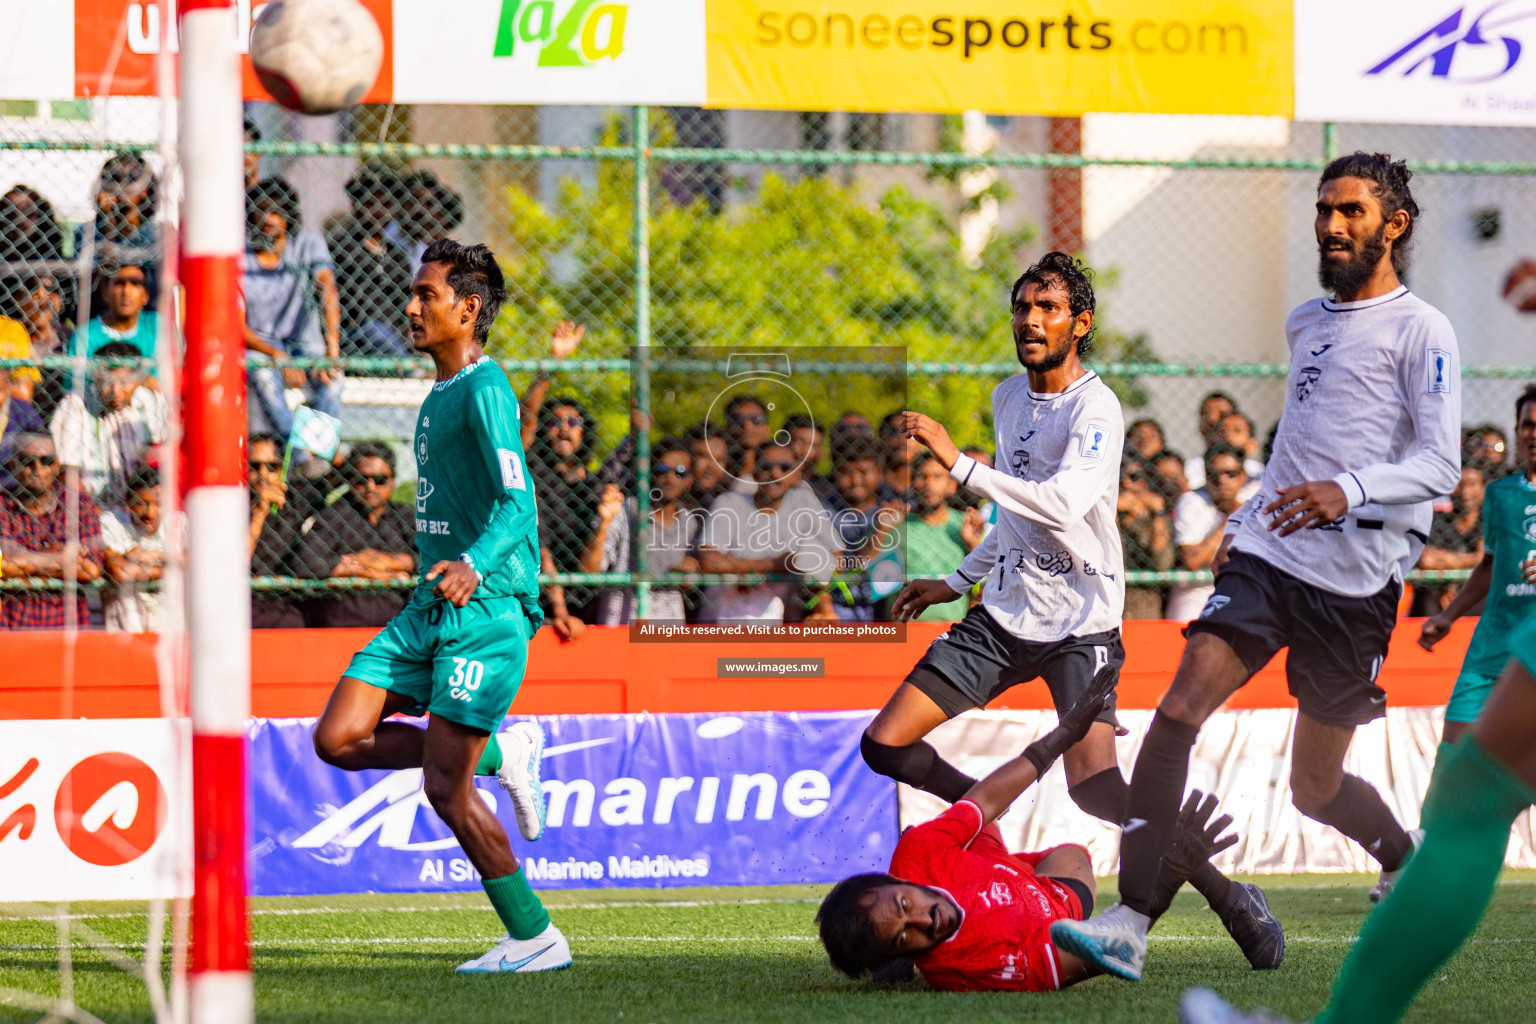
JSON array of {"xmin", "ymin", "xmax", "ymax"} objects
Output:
[
  {"xmin": 725, "ymin": 393, "xmax": 767, "ymax": 419},
  {"xmin": 1319, "ymin": 151, "xmax": 1419, "ymax": 277},
  {"xmin": 831, "ymin": 433, "xmax": 882, "ymax": 469},
  {"xmin": 1515, "ymin": 385, "xmax": 1536, "ymax": 425},
  {"xmin": 246, "ymin": 176, "xmax": 303, "ymax": 232},
  {"xmin": 349, "ymin": 440, "xmax": 396, "ymax": 473},
  {"xmin": 781, "ymin": 413, "xmax": 816, "ymax": 433},
  {"xmin": 651, "ymin": 436, "xmax": 689, "ymax": 462},
  {"xmin": 816, "ymin": 873, "xmax": 902, "ymax": 978},
  {"xmin": 248, "ymin": 432, "xmax": 286, "ymax": 456},
  {"xmin": 1010, "ymin": 251, "xmax": 1097, "ymax": 355},
  {"xmin": 124, "ymin": 463, "xmax": 159, "ymax": 497},
  {"xmin": 1203, "ymin": 442, "xmax": 1248, "ymax": 475},
  {"xmin": 419, "ymin": 238, "xmax": 506, "ymax": 344}
]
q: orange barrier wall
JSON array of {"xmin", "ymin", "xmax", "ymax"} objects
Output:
[{"xmin": 0, "ymin": 619, "xmax": 1476, "ymax": 720}]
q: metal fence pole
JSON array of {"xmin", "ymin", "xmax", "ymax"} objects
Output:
[
  {"xmin": 1323, "ymin": 122, "xmax": 1339, "ymax": 162},
  {"xmin": 633, "ymin": 106, "xmax": 653, "ymax": 621}
]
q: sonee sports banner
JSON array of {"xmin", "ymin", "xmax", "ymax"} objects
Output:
[{"xmin": 250, "ymin": 710, "xmax": 894, "ymax": 895}]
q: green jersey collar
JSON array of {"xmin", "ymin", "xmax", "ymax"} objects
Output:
[{"xmin": 433, "ymin": 354, "xmax": 491, "ymax": 392}]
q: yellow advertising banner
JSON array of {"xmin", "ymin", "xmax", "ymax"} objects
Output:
[{"xmin": 704, "ymin": 0, "xmax": 1294, "ymax": 116}]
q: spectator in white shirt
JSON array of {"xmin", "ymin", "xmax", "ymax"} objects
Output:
[
  {"xmin": 1165, "ymin": 444, "xmax": 1261, "ymax": 622},
  {"xmin": 101, "ymin": 464, "xmax": 168, "ymax": 631},
  {"xmin": 50, "ymin": 340, "xmax": 166, "ymax": 502}
]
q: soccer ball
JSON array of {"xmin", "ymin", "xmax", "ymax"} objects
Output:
[{"xmin": 249, "ymin": 0, "xmax": 384, "ymax": 116}]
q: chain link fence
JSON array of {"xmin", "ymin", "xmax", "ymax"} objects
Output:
[{"xmin": 0, "ymin": 100, "xmax": 1530, "ymax": 630}]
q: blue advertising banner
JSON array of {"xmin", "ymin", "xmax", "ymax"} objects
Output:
[{"xmin": 249, "ymin": 711, "xmax": 894, "ymax": 895}]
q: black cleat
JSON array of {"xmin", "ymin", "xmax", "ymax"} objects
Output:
[{"xmin": 1218, "ymin": 882, "xmax": 1285, "ymax": 970}]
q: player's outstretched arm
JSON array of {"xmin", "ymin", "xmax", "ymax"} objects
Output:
[
  {"xmin": 963, "ymin": 667, "xmax": 1117, "ymax": 826},
  {"xmin": 1420, "ymin": 552, "xmax": 1493, "ymax": 650}
]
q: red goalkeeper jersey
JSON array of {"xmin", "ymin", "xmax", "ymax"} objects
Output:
[{"xmin": 890, "ymin": 799, "xmax": 1086, "ymax": 992}]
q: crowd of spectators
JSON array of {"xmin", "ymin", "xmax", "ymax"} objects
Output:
[{"xmin": 0, "ymin": 151, "xmax": 1520, "ymax": 632}]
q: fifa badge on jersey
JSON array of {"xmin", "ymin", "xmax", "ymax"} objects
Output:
[
  {"xmin": 1081, "ymin": 422, "xmax": 1108, "ymax": 460},
  {"xmin": 497, "ymin": 449, "xmax": 527, "ymax": 490},
  {"xmin": 1428, "ymin": 349, "xmax": 1451, "ymax": 394}
]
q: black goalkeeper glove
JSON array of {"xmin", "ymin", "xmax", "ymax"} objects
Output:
[
  {"xmin": 1147, "ymin": 790, "xmax": 1240, "ymax": 920},
  {"xmin": 1022, "ymin": 663, "xmax": 1118, "ymax": 775}
]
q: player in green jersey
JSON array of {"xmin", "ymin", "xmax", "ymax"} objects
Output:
[
  {"xmin": 311, "ymin": 239, "xmax": 569, "ymax": 975},
  {"xmin": 1419, "ymin": 385, "xmax": 1536, "ymax": 747},
  {"xmin": 1182, "ymin": 612, "xmax": 1536, "ymax": 1024}
]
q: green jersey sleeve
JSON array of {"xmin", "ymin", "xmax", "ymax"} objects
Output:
[{"xmin": 459, "ymin": 383, "xmax": 538, "ymax": 583}]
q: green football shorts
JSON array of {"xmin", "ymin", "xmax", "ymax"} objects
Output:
[
  {"xmin": 343, "ymin": 596, "xmax": 532, "ymax": 733},
  {"xmin": 1446, "ymin": 668, "xmax": 1498, "ymax": 725}
]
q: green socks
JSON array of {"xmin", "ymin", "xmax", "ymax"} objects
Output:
[
  {"xmin": 474, "ymin": 734, "xmax": 503, "ymax": 777},
  {"xmin": 483, "ymin": 869, "xmax": 550, "ymax": 940},
  {"xmin": 1315, "ymin": 737, "xmax": 1534, "ymax": 1024}
]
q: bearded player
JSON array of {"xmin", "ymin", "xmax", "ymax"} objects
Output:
[
  {"xmin": 818, "ymin": 673, "xmax": 1238, "ymax": 991},
  {"xmin": 871, "ymin": 252, "xmax": 1281, "ymax": 970},
  {"xmin": 311, "ymin": 240, "xmax": 568, "ymax": 974},
  {"xmin": 1054, "ymin": 152, "xmax": 1462, "ymax": 982}
]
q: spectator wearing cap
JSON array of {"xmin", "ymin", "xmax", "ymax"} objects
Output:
[
  {"xmin": 242, "ymin": 177, "xmax": 343, "ymax": 438},
  {"xmin": 248, "ymin": 433, "xmax": 306, "ymax": 629},
  {"xmin": 1165, "ymin": 443, "xmax": 1260, "ymax": 622},
  {"xmin": 328, "ymin": 166, "xmax": 414, "ymax": 357},
  {"xmin": 0, "ymin": 432, "xmax": 104, "ymax": 629},
  {"xmin": 293, "ymin": 442, "xmax": 416, "ymax": 628},
  {"xmin": 50, "ymin": 340, "xmax": 166, "ymax": 504},
  {"xmin": 101, "ymin": 464, "xmax": 169, "ymax": 632}
]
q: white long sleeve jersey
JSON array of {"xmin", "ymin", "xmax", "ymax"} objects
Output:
[
  {"xmin": 942, "ymin": 371, "xmax": 1125, "ymax": 642},
  {"xmin": 1225, "ymin": 286, "xmax": 1462, "ymax": 597}
]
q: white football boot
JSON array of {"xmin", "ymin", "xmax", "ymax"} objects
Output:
[
  {"xmin": 455, "ymin": 923, "xmax": 572, "ymax": 974},
  {"xmin": 1048, "ymin": 903, "xmax": 1150, "ymax": 982},
  {"xmin": 1180, "ymin": 987, "xmax": 1299, "ymax": 1024},
  {"xmin": 1368, "ymin": 828, "xmax": 1425, "ymax": 903},
  {"xmin": 496, "ymin": 721, "xmax": 547, "ymax": 842}
]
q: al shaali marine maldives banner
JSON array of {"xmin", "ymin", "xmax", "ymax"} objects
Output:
[
  {"xmin": 1294, "ymin": 0, "xmax": 1536, "ymax": 125},
  {"xmin": 250, "ymin": 711, "xmax": 893, "ymax": 895}
]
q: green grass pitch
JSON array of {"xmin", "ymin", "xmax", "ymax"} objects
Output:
[{"xmin": 3, "ymin": 873, "xmax": 1534, "ymax": 1023}]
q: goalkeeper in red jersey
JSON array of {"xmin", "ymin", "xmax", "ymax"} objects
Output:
[{"xmin": 817, "ymin": 673, "xmax": 1239, "ymax": 991}]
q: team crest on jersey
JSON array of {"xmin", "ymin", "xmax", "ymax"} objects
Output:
[
  {"xmin": 416, "ymin": 477, "xmax": 435, "ymax": 513},
  {"xmin": 1523, "ymin": 515, "xmax": 1536, "ymax": 542},
  {"xmin": 1080, "ymin": 423, "xmax": 1107, "ymax": 461},
  {"xmin": 416, "ymin": 433, "xmax": 428, "ymax": 464},
  {"xmin": 1428, "ymin": 349, "xmax": 1451, "ymax": 394},
  {"xmin": 1296, "ymin": 366, "xmax": 1322, "ymax": 402}
]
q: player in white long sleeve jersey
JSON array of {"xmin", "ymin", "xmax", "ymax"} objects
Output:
[
  {"xmin": 858, "ymin": 253, "xmax": 1283, "ymax": 980},
  {"xmin": 1053, "ymin": 153, "xmax": 1462, "ymax": 985}
]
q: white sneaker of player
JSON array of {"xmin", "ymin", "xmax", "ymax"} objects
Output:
[
  {"xmin": 455, "ymin": 924, "xmax": 572, "ymax": 974},
  {"xmin": 1048, "ymin": 902, "xmax": 1150, "ymax": 982},
  {"xmin": 1180, "ymin": 987, "xmax": 1299, "ymax": 1024},
  {"xmin": 1368, "ymin": 828, "xmax": 1425, "ymax": 903},
  {"xmin": 496, "ymin": 721, "xmax": 547, "ymax": 842}
]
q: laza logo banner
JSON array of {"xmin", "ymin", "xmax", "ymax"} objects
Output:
[
  {"xmin": 704, "ymin": 0, "xmax": 1294, "ymax": 115},
  {"xmin": 392, "ymin": 0, "xmax": 706, "ymax": 105},
  {"xmin": 251, "ymin": 711, "xmax": 892, "ymax": 895},
  {"xmin": 1296, "ymin": 0, "xmax": 1536, "ymax": 124}
]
